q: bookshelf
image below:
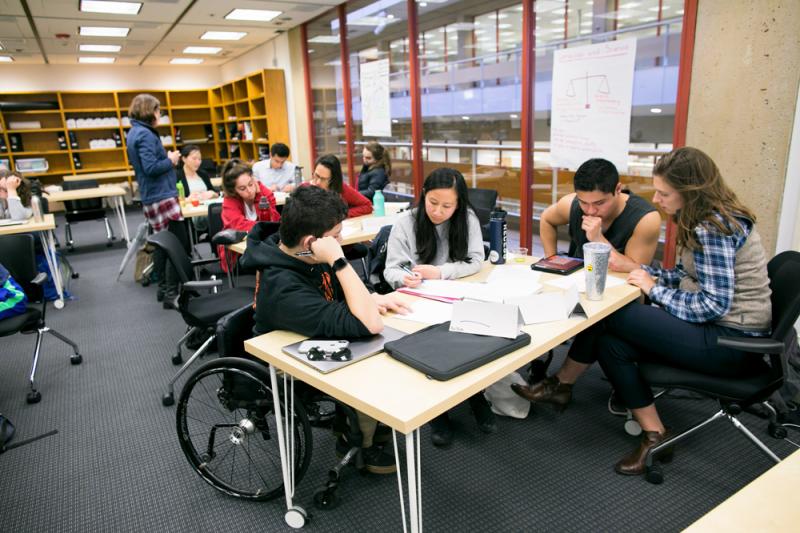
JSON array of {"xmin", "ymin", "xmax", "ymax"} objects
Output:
[{"xmin": 0, "ymin": 69, "xmax": 290, "ymax": 185}]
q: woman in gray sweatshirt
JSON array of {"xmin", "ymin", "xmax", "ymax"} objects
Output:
[
  {"xmin": 0, "ymin": 171, "xmax": 33, "ymax": 220},
  {"xmin": 383, "ymin": 167, "xmax": 495, "ymax": 448}
]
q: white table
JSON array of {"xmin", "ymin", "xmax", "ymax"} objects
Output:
[{"xmin": 46, "ymin": 185, "xmax": 131, "ymax": 245}]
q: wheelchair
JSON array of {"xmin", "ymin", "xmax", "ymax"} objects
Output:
[{"xmin": 175, "ymin": 304, "xmax": 374, "ymax": 524}]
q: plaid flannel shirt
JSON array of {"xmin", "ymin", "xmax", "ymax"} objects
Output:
[{"xmin": 643, "ymin": 216, "xmax": 750, "ymax": 324}]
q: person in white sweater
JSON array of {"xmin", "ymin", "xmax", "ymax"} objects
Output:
[
  {"xmin": 383, "ymin": 168, "xmax": 484, "ymax": 289},
  {"xmin": 383, "ymin": 167, "xmax": 495, "ymax": 447},
  {"xmin": 0, "ymin": 171, "xmax": 33, "ymax": 220}
]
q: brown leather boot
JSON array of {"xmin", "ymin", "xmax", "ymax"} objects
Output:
[
  {"xmin": 614, "ymin": 430, "xmax": 673, "ymax": 476},
  {"xmin": 510, "ymin": 375, "xmax": 573, "ymax": 411}
]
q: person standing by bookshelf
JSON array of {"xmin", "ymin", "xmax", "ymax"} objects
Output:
[{"xmin": 125, "ymin": 93, "xmax": 182, "ymax": 307}]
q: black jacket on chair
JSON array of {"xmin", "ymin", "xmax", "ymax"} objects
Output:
[{"xmin": 358, "ymin": 165, "xmax": 389, "ymax": 200}]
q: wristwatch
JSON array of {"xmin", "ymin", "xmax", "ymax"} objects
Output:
[{"xmin": 331, "ymin": 256, "xmax": 349, "ymax": 273}]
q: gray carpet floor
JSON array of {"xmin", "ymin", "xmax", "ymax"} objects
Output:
[{"xmin": 0, "ymin": 209, "xmax": 797, "ymax": 532}]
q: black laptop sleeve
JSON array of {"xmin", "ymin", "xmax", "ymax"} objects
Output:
[{"xmin": 383, "ymin": 321, "xmax": 531, "ymax": 381}]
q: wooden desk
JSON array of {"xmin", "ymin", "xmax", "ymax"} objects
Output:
[
  {"xmin": 0, "ymin": 215, "xmax": 65, "ymax": 308},
  {"xmin": 45, "ymin": 186, "xmax": 131, "ymax": 245},
  {"xmin": 181, "ymin": 199, "xmax": 223, "ymax": 219},
  {"xmin": 62, "ymin": 169, "xmax": 134, "ymax": 183},
  {"xmin": 244, "ymin": 261, "xmax": 641, "ymax": 530},
  {"xmin": 685, "ymin": 449, "xmax": 800, "ymax": 532}
]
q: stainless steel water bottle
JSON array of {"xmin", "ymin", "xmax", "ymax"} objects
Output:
[{"xmin": 489, "ymin": 208, "xmax": 507, "ymax": 265}]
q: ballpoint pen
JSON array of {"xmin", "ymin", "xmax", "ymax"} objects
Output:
[{"xmin": 400, "ymin": 263, "xmax": 420, "ymax": 278}]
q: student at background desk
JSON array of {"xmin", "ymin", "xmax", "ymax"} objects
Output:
[
  {"xmin": 0, "ymin": 171, "xmax": 33, "ymax": 221},
  {"xmin": 309, "ymin": 154, "xmax": 373, "ymax": 218}
]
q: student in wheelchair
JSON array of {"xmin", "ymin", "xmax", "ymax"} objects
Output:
[{"xmin": 244, "ymin": 185, "xmax": 410, "ymax": 473}]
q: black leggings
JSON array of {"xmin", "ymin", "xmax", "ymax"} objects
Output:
[{"xmin": 567, "ymin": 302, "xmax": 762, "ymax": 409}]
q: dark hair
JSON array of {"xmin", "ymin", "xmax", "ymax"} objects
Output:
[
  {"xmin": 573, "ymin": 158, "xmax": 619, "ymax": 194},
  {"xmin": 415, "ymin": 168, "xmax": 474, "ymax": 264},
  {"xmin": 128, "ymin": 93, "xmax": 161, "ymax": 125},
  {"xmin": 270, "ymin": 143, "xmax": 290, "ymax": 158},
  {"xmin": 279, "ymin": 186, "xmax": 348, "ymax": 247},
  {"xmin": 314, "ymin": 154, "xmax": 344, "ymax": 194},
  {"xmin": 178, "ymin": 144, "xmax": 201, "ymax": 171},
  {"xmin": 364, "ymin": 141, "xmax": 391, "ymax": 177},
  {"xmin": 2, "ymin": 171, "xmax": 32, "ymax": 207},
  {"xmin": 654, "ymin": 146, "xmax": 756, "ymax": 251},
  {"xmin": 221, "ymin": 158, "xmax": 253, "ymax": 198}
]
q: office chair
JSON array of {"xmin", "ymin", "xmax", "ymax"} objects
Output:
[
  {"xmin": 175, "ymin": 303, "xmax": 375, "ymax": 512},
  {"xmin": 61, "ymin": 179, "xmax": 115, "ymax": 251},
  {"xmin": 146, "ymin": 230, "xmax": 254, "ymax": 406},
  {"xmin": 207, "ymin": 202, "xmax": 224, "ymax": 259},
  {"xmin": 466, "ymin": 187, "xmax": 498, "ymax": 242},
  {"xmin": 0, "ymin": 234, "xmax": 82, "ymax": 404},
  {"xmin": 641, "ymin": 250, "xmax": 800, "ymax": 484}
]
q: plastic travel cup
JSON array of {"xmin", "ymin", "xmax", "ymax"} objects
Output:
[
  {"xmin": 510, "ymin": 247, "xmax": 528, "ymax": 263},
  {"xmin": 583, "ymin": 242, "xmax": 611, "ymax": 301}
]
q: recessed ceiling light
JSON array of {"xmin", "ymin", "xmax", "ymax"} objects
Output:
[
  {"xmin": 461, "ymin": 115, "xmax": 470, "ymax": 120},
  {"xmin": 80, "ymin": 26, "xmax": 130, "ymax": 37},
  {"xmin": 510, "ymin": 114, "xmax": 518, "ymax": 119},
  {"xmin": 224, "ymin": 8, "xmax": 282, "ymax": 22},
  {"xmin": 80, "ymin": 44, "xmax": 122, "ymax": 52},
  {"xmin": 650, "ymin": 107, "xmax": 662, "ymax": 114},
  {"xmin": 307, "ymin": 35, "xmax": 339, "ymax": 44},
  {"xmin": 0, "ymin": 56, "xmax": 14, "ymax": 62},
  {"xmin": 80, "ymin": 1, "xmax": 142, "ymax": 15},
  {"xmin": 170, "ymin": 58, "xmax": 204, "ymax": 64},
  {"xmin": 79, "ymin": 56, "xmax": 116, "ymax": 63},
  {"xmin": 201, "ymin": 31, "xmax": 247, "ymax": 41},
  {"xmin": 183, "ymin": 46, "xmax": 222, "ymax": 55}
]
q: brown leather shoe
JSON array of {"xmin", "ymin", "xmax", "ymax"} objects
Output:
[
  {"xmin": 614, "ymin": 430, "xmax": 673, "ymax": 476},
  {"xmin": 510, "ymin": 375, "xmax": 573, "ymax": 411}
]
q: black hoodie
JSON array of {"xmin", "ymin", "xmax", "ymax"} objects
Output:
[{"xmin": 242, "ymin": 223, "xmax": 372, "ymax": 339}]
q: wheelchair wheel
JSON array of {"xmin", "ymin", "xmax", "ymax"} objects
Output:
[{"xmin": 176, "ymin": 357, "xmax": 313, "ymax": 501}]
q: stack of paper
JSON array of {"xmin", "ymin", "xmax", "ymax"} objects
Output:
[
  {"xmin": 392, "ymin": 298, "xmax": 452, "ymax": 325},
  {"xmin": 544, "ymin": 270, "xmax": 626, "ymax": 293}
]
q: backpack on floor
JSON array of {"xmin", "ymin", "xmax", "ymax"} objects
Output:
[{"xmin": 0, "ymin": 263, "xmax": 27, "ymax": 320}]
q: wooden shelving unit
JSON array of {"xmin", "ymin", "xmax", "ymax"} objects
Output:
[{"xmin": 0, "ymin": 69, "xmax": 290, "ymax": 185}]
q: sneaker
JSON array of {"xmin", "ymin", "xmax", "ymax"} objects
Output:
[
  {"xmin": 469, "ymin": 394, "xmax": 497, "ymax": 434},
  {"xmin": 362, "ymin": 445, "xmax": 397, "ymax": 475},
  {"xmin": 429, "ymin": 413, "xmax": 453, "ymax": 448}
]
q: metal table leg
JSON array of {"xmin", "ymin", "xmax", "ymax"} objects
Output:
[
  {"xmin": 392, "ymin": 428, "xmax": 423, "ymax": 533},
  {"xmin": 38, "ymin": 230, "xmax": 64, "ymax": 309}
]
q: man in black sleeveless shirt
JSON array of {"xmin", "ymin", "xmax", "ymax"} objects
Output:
[{"xmin": 539, "ymin": 158, "xmax": 661, "ymax": 270}]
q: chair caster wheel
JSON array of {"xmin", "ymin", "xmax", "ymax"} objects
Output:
[
  {"xmin": 624, "ymin": 419, "xmax": 642, "ymax": 437},
  {"xmin": 172, "ymin": 353, "xmax": 183, "ymax": 365},
  {"xmin": 106, "ymin": 242, "xmax": 113, "ymax": 248},
  {"xmin": 70, "ymin": 354, "xmax": 83, "ymax": 365},
  {"xmin": 141, "ymin": 279, "xmax": 151, "ymax": 287},
  {"xmin": 162, "ymin": 393, "xmax": 175, "ymax": 407},
  {"xmin": 645, "ymin": 464, "xmax": 664, "ymax": 485},
  {"xmin": 71, "ymin": 272, "xmax": 80, "ymax": 279},
  {"xmin": 27, "ymin": 390, "xmax": 42, "ymax": 404},
  {"xmin": 768, "ymin": 423, "xmax": 788, "ymax": 439},
  {"xmin": 285, "ymin": 506, "xmax": 309, "ymax": 528},
  {"xmin": 313, "ymin": 489, "xmax": 340, "ymax": 510}
]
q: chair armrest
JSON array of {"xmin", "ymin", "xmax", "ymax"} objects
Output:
[
  {"xmin": 190, "ymin": 257, "xmax": 221, "ymax": 267},
  {"xmin": 211, "ymin": 229, "xmax": 246, "ymax": 246},
  {"xmin": 717, "ymin": 336, "xmax": 784, "ymax": 354},
  {"xmin": 183, "ymin": 279, "xmax": 223, "ymax": 291},
  {"xmin": 31, "ymin": 272, "xmax": 48, "ymax": 286}
]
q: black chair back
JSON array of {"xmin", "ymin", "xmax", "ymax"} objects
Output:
[
  {"xmin": 216, "ymin": 304, "xmax": 255, "ymax": 357},
  {"xmin": 0, "ymin": 234, "xmax": 37, "ymax": 291},
  {"xmin": 467, "ymin": 188, "xmax": 498, "ymax": 241},
  {"xmin": 146, "ymin": 231, "xmax": 194, "ymax": 285},
  {"xmin": 62, "ymin": 179, "xmax": 104, "ymax": 219},
  {"xmin": 767, "ymin": 251, "xmax": 800, "ymax": 342},
  {"xmin": 200, "ymin": 158, "xmax": 217, "ymax": 179},
  {"xmin": 208, "ymin": 203, "xmax": 224, "ymax": 239},
  {"xmin": 167, "ymin": 219, "xmax": 192, "ymax": 255}
]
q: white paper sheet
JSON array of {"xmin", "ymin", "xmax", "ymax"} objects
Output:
[
  {"xmin": 391, "ymin": 298, "xmax": 452, "ymax": 325},
  {"xmin": 544, "ymin": 270, "xmax": 626, "ymax": 293},
  {"xmin": 507, "ymin": 285, "xmax": 585, "ymax": 325},
  {"xmin": 450, "ymin": 300, "xmax": 521, "ymax": 339}
]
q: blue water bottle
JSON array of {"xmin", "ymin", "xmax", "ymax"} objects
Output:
[
  {"xmin": 488, "ymin": 208, "xmax": 507, "ymax": 265},
  {"xmin": 372, "ymin": 189, "xmax": 385, "ymax": 217}
]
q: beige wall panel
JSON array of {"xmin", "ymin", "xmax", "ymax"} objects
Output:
[{"xmin": 686, "ymin": 0, "xmax": 800, "ymax": 254}]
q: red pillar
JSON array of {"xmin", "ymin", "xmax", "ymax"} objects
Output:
[
  {"xmin": 407, "ymin": 0, "xmax": 424, "ymax": 196},
  {"xmin": 338, "ymin": 4, "xmax": 356, "ymax": 187},
  {"xmin": 518, "ymin": 0, "xmax": 536, "ymax": 250},
  {"xmin": 300, "ymin": 24, "xmax": 317, "ymax": 167}
]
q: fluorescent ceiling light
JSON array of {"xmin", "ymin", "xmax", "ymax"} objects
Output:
[
  {"xmin": 170, "ymin": 58, "xmax": 204, "ymax": 64},
  {"xmin": 650, "ymin": 107, "xmax": 662, "ymax": 114},
  {"xmin": 0, "ymin": 56, "xmax": 14, "ymax": 62},
  {"xmin": 461, "ymin": 116, "xmax": 470, "ymax": 120},
  {"xmin": 308, "ymin": 35, "xmax": 340, "ymax": 44},
  {"xmin": 80, "ymin": 1, "xmax": 142, "ymax": 15},
  {"xmin": 201, "ymin": 31, "xmax": 247, "ymax": 41},
  {"xmin": 620, "ymin": 2, "xmax": 640, "ymax": 8},
  {"xmin": 183, "ymin": 46, "xmax": 221, "ymax": 54},
  {"xmin": 80, "ymin": 26, "xmax": 130, "ymax": 37},
  {"xmin": 79, "ymin": 56, "xmax": 116, "ymax": 63},
  {"xmin": 80, "ymin": 44, "xmax": 122, "ymax": 52},
  {"xmin": 510, "ymin": 114, "xmax": 518, "ymax": 118},
  {"xmin": 225, "ymin": 8, "xmax": 282, "ymax": 22}
]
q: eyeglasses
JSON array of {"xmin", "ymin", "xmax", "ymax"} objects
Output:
[
  {"xmin": 306, "ymin": 346, "xmax": 352, "ymax": 362},
  {"xmin": 310, "ymin": 171, "xmax": 331, "ymax": 183}
]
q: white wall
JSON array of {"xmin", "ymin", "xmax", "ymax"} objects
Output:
[
  {"xmin": 776, "ymin": 78, "xmax": 800, "ymax": 253},
  {"xmin": 220, "ymin": 33, "xmax": 299, "ymax": 160},
  {"xmin": 0, "ymin": 65, "xmax": 222, "ymax": 91}
]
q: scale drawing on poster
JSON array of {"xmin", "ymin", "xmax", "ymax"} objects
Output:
[
  {"xmin": 359, "ymin": 58, "xmax": 392, "ymax": 138},
  {"xmin": 550, "ymin": 39, "xmax": 637, "ymax": 172}
]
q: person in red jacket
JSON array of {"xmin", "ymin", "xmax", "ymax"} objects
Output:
[
  {"xmin": 219, "ymin": 158, "xmax": 280, "ymax": 271},
  {"xmin": 309, "ymin": 154, "xmax": 373, "ymax": 218}
]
